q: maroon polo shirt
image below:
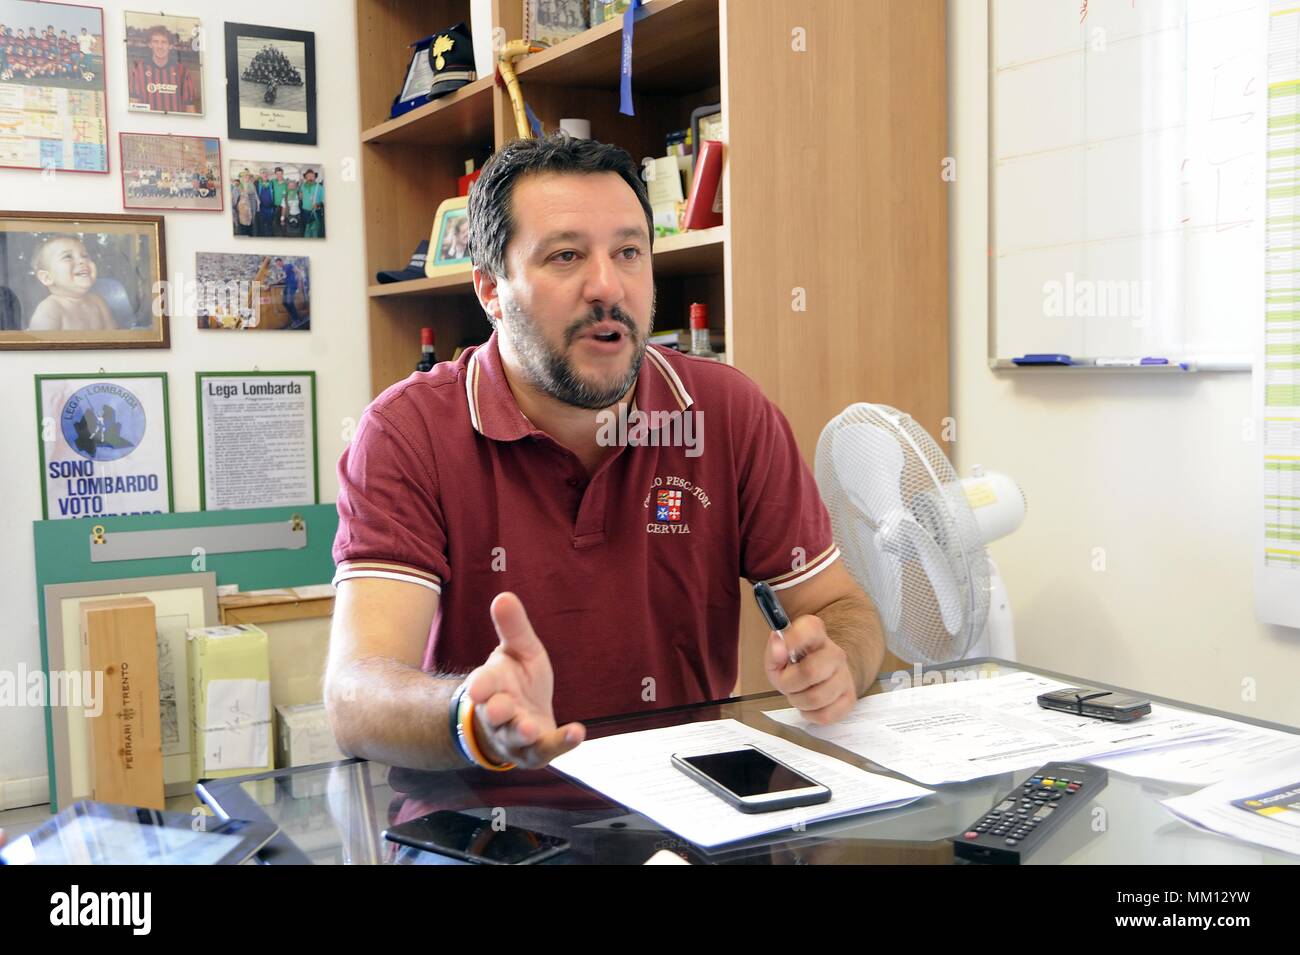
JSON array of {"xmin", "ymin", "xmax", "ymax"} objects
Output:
[{"xmin": 332, "ymin": 331, "xmax": 840, "ymax": 724}]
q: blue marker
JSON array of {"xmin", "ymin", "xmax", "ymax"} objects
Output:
[{"xmin": 1012, "ymin": 354, "xmax": 1073, "ymax": 366}]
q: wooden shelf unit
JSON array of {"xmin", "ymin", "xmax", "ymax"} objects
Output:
[{"xmin": 353, "ymin": 0, "xmax": 949, "ymax": 692}]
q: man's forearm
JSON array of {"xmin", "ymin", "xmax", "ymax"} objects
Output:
[
  {"xmin": 326, "ymin": 656, "xmax": 467, "ymax": 771},
  {"xmin": 818, "ymin": 592, "xmax": 887, "ymax": 697}
]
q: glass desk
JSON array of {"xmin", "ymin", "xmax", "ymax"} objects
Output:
[{"xmin": 196, "ymin": 659, "xmax": 1300, "ymax": 865}]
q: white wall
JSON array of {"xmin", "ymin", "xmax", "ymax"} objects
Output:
[
  {"xmin": 0, "ymin": 0, "xmax": 370, "ymax": 788},
  {"xmin": 949, "ymin": 0, "xmax": 1299, "ymax": 726}
]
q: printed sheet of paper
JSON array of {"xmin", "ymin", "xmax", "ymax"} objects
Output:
[
  {"xmin": 1089, "ymin": 723, "xmax": 1300, "ymax": 787},
  {"xmin": 1162, "ymin": 753, "xmax": 1300, "ymax": 858},
  {"xmin": 765, "ymin": 672, "xmax": 1264, "ymax": 785},
  {"xmin": 1259, "ymin": 0, "xmax": 1300, "ymax": 626},
  {"xmin": 550, "ymin": 719, "xmax": 931, "ymax": 848}
]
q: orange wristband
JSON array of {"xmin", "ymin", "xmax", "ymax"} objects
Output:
[{"xmin": 459, "ymin": 698, "xmax": 515, "ymax": 772}]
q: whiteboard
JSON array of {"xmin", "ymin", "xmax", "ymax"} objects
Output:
[{"xmin": 989, "ymin": 0, "xmax": 1264, "ymax": 368}]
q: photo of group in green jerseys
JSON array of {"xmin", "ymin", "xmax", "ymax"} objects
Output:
[{"xmin": 228, "ymin": 158, "xmax": 325, "ymax": 239}]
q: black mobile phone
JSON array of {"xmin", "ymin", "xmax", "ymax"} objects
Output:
[
  {"xmin": 671, "ymin": 745, "xmax": 832, "ymax": 814},
  {"xmin": 382, "ymin": 810, "xmax": 569, "ymax": 865},
  {"xmin": 1037, "ymin": 687, "xmax": 1152, "ymax": 722}
]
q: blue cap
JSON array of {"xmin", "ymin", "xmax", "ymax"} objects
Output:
[{"xmin": 376, "ymin": 240, "xmax": 430, "ymax": 283}]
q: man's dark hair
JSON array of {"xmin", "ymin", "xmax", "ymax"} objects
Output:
[{"xmin": 467, "ymin": 132, "xmax": 653, "ymax": 279}]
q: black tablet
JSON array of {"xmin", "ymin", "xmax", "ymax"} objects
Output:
[{"xmin": 0, "ymin": 801, "xmax": 278, "ymax": 865}]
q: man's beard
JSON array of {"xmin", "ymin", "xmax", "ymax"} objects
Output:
[{"xmin": 501, "ymin": 294, "xmax": 655, "ymax": 410}]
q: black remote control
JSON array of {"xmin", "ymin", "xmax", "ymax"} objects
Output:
[{"xmin": 952, "ymin": 761, "xmax": 1108, "ymax": 864}]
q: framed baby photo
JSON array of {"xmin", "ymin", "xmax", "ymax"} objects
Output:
[
  {"xmin": 425, "ymin": 196, "xmax": 470, "ymax": 278},
  {"xmin": 0, "ymin": 212, "xmax": 169, "ymax": 350}
]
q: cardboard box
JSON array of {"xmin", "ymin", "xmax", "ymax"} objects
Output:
[
  {"xmin": 276, "ymin": 701, "xmax": 348, "ymax": 799},
  {"xmin": 186, "ymin": 624, "xmax": 274, "ymax": 781},
  {"xmin": 276, "ymin": 701, "xmax": 345, "ymax": 769}
]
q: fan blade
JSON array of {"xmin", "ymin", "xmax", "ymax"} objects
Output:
[
  {"xmin": 854, "ymin": 517, "xmax": 902, "ymax": 634},
  {"xmin": 896, "ymin": 518, "xmax": 965, "ymax": 639},
  {"xmin": 832, "ymin": 423, "xmax": 905, "ymax": 525}
]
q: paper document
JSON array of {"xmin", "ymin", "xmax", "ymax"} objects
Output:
[
  {"xmin": 204, "ymin": 678, "xmax": 271, "ymax": 771},
  {"xmin": 1089, "ymin": 723, "xmax": 1300, "ymax": 786},
  {"xmin": 549, "ymin": 719, "xmax": 932, "ymax": 848},
  {"xmin": 765, "ymin": 672, "xmax": 1277, "ymax": 785},
  {"xmin": 1162, "ymin": 753, "xmax": 1300, "ymax": 857}
]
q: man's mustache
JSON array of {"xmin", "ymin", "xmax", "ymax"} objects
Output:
[{"xmin": 564, "ymin": 306, "xmax": 638, "ymax": 346}]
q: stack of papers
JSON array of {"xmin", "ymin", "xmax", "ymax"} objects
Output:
[
  {"xmin": 1162, "ymin": 754, "xmax": 1300, "ymax": 858},
  {"xmin": 549, "ymin": 719, "xmax": 932, "ymax": 848},
  {"xmin": 764, "ymin": 672, "xmax": 1300, "ymax": 786},
  {"xmin": 1089, "ymin": 722, "xmax": 1300, "ymax": 786}
]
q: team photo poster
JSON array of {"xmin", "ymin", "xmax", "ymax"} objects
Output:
[{"xmin": 0, "ymin": 0, "xmax": 108, "ymax": 172}]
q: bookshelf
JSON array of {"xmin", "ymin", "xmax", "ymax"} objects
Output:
[{"xmin": 353, "ymin": 0, "xmax": 948, "ymax": 689}]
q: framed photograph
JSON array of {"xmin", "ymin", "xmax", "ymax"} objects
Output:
[
  {"xmin": 195, "ymin": 251, "xmax": 310, "ymax": 330},
  {"xmin": 0, "ymin": 0, "xmax": 109, "ymax": 172},
  {"xmin": 197, "ymin": 371, "xmax": 318, "ymax": 510},
  {"xmin": 0, "ymin": 211, "xmax": 168, "ymax": 349},
  {"xmin": 392, "ymin": 34, "xmax": 437, "ymax": 119},
  {"xmin": 525, "ymin": 0, "xmax": 587, "ymax": 48},
  {"xmin": 42, "ymin": 572, "xmax": 218, "ymax": 810},
  {"xmin": 35, "ymin": 371, "xmax": 174, "ymax": 520},
  {"xmin": 589, "ymin": 0, "xmax": 633, "ymax": 27},
  {"xmin": 124, "ymin": 11, "xmax": 203, "ymax": 115},
  {"xmin": 120, "ymin": 132, "xmax": 222, "ymax": 211},
  {"xmin": 228, "ymin": 158, "xmax": 324, "ymax": 238},
  {"xmin": 426, "ymin": 196, "xmax": 470, "ymax": 277},
  {"xmin": 224, "ymin": 22, "xmax": 315, "ymax": 145}
]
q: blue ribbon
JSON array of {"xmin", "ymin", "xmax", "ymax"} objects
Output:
[
  {"xmin": 524, "ymin": 101, "xmax": 544, "ymax": 137},
  {"xmin": 619, "ymin": 0, "xmax": 643, "ymax": 117}
]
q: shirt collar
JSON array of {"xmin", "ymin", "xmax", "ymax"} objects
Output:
[{"xmin": 464, "ymin": 331, "xmax": 695, "ymax": 442}]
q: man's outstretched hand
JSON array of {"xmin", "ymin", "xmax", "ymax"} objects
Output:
[{"xmin": 463, "ymin": 592, "xmax": 585, "ymax": 770}]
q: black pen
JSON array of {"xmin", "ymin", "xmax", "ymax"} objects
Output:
[{"xmin": 753, "ymin": 581, "xmax": 803, "ymax": 665}]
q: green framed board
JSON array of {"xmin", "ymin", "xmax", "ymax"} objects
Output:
[{"xmin": 33, "ymin": 503, "xmax": 339, "ymax": 810}]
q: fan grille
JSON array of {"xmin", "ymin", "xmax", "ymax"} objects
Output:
[{"xmin": 814, "ymin": 403, "xmax": 991, "ymax": 663}]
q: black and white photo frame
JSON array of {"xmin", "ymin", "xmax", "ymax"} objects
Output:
[{"xmin": 224, "ymin": 22, "xmax": 316, "ymax": 145}]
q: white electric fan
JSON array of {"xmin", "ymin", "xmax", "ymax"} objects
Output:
[{"xmin": 814, "ymin": 403, "xmax": 1026, "ymax": 664}]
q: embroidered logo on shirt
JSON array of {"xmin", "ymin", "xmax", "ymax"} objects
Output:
[
  {"xmin": 644, "ymin": 477, "xmax": 709, "ymax": 535},
  {"xmin": 655, "ymin": 489, "xmax": 683, "ymax": 523}
]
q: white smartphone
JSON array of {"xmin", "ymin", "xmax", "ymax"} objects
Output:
[{"xmin": 671, "ymin": 745, "xmax": 832, "ymax": 814}]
